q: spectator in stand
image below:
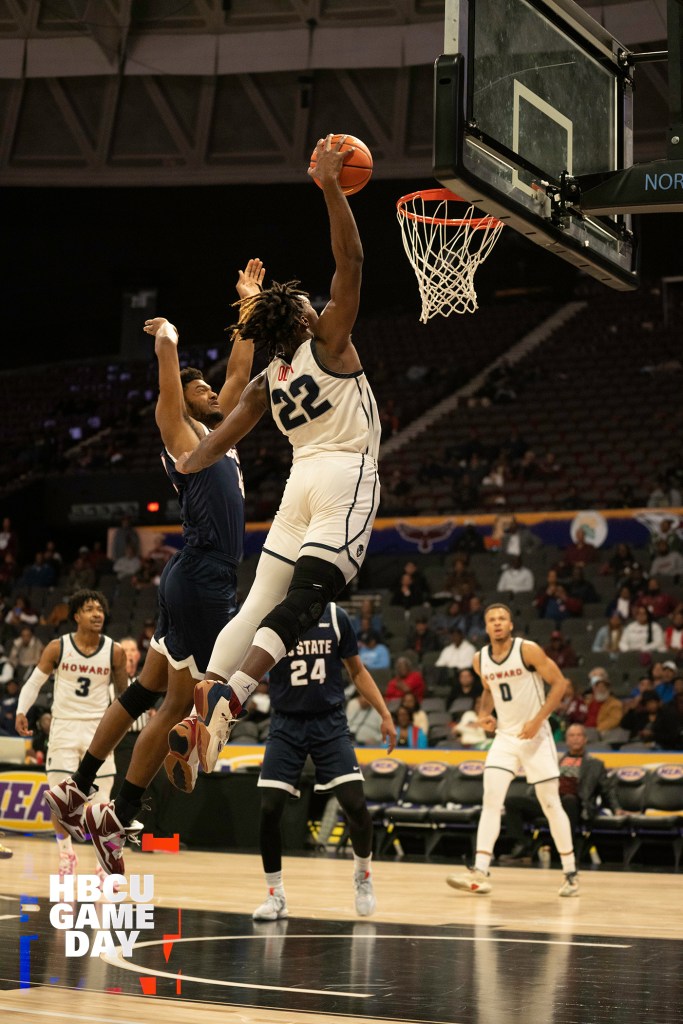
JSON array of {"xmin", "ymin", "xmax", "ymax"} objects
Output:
[
  {"xmin": 346, "ymin": 692, "xmax": 385, "ymax": 747},
  {"xmin": 498, "ymin": 515, "xmax": 541, "ymax": 559},
  {"xmin": 651, "ymin": 683, "xmax": 683, "ymax": 749},
  {"xmin": 621, "ymin": 692, "xmax": 662, "ymax": 744},
  {"xmin": 619, "ymin": 606, "xmax": 666, "ymax": 653},
  {"xmin": 62, "ymin": 553, "xmax": 96, "ymax": 594},
  {"xmin": 0, "ymin": 679, "xmax": 20, "ymax": 735},
  {"xmin": 9, "ymin": 626, "xmax": 44, "ymax": 682},
  {"xmin": 634, "ymin": 578, "xmax": 677, "ymax": 620},
  {"xmin": 536, "ymin": 583, "xmax": 582, "ymax": 623},
  {"xmin": 391, "ymin": 572, "xmax": 427, "ymax": 612},
  {"xmin": 465, "ymin": 595, "xmax": 487, "ymax": 645},
  {"xmin": 449, "ymin": 699, "xmax": 490, "ymax": 749},
  {"xmin": 538, "ymin": 451, "xmax": 562, "ymax": 479},
  {"xmin": 43, "ymin": 541, "xmax": 63, "ymax": 582},
  {"xmin": 440, "ymin": 555, "xmax": 481, "ymax": 597},
  {"xmin": 592, "ymin": 614, "xmax": 625, "ymax": 654},
  {"xmin": 601, "ymin": 543, "xmax": 634, "ymax": 581},
  {"xmin": 0, "ymin": 553, "xmax": 19, "ymax": 595},
  {"xmin": 27, "ymin": 711, "xmax": 52, "ymax": 765},
  {"xmin": 583, "ymin": 672, "xmax": 624, "ymax": 737},
  {"xmin": 650, "ymin": 516, "xmax": 683, "ymax": 554},
  {"xmin": 19, "ymin": 551, "xmax": 56, "ymax": 589},
  {"xmin": 556, "ymin": 680, "xmax": 588, "ymax": 728},
  {"xmin": 654, "ymin": 661, "xmax": 678, "ymax": 704},
  {"xmin": 647, "ymin": 478, "xmax": 682, "ymax": 508},
  {"xmin": 0, "ymin": 518, "xmax": 19, "ymax": 561},
  {"xmin": 496, "ymin": 555, "xmax": 535, "ymax": 595},
  {"xmin": 357, "ymin": 631, "xmax": 391, "ymax": 671},
  {"xmin": 605, "ymin": 585, "xmax": 634, "ymax": 622},
  {"xmin": 430, "ymin": 599, "xmax": 467, "ymax": 644},
  {"xmin": 447, "ymin": 667, "xmax": 482, "ymax": 717},
  {"xmin": 405, "ymin": 616, "xmax": 441, "ymax": 661},
  {"xmin": 131, "ymin": 558, "xmax": 160, "ymax": 591},
  {"xmin": 544, "ymin": 630, "xmax": 578, "ymax": 669},
  {"xmin": 351, "ymin": 598, "xmax": 385, "ymax": 640},
  {"xmin": 650, "ymin": 539, "xmax": 683, "ymax": 579},
  {"xmin": 84, "ymin": 541, "xmax": 111, "ymax": 578},
  {"xmin": 617, "ymin": 562, "xmax": 648, "ymax": 600},
  {"xmin": 501, "ymin": 722, "xmax": 622, "ymax": 861},
  {"xmin": 563, "ymin": 527, "xmax": 598, "ymax": 567},
  {"xmin": 399, "ymin": 692, "xmax": 429, "ymax": 735},
  {"xmin": 393, "ymin": 704, "xmax": 427, "ymax": 749},
  {"xmin": 5, "ymin": 596, "xmax": 39, "ymax": 632},
  {"xmin": 112, "ymin": 515, "xmax": 140, "ymax": 560},
  {"xmin": 385, "ymin": 656, "xmax": 426, "ymax": 703},
  {"xmin": 0, "ymin": 644, "xmax": 14, "ymax": 689},
  {"xmin": 622, "ymin": 674, "xmax": 657, "ymax": 710},
  {"xmin": 435, "ymin": 628, "xmax": 476, "ymax": 672},
  {"xmin": 113, "ymin": 542, "xmax": 142, "ymax": 581},
  {"xmin": 450, "ymin": 524, "xmax": 485, "ymax": 555},
  {"xmin": 665, "ymin": 610, "xmax": 683, "ymax": 654},
  {"xmin": 566, "ymin": 566, "xmax": 599, "ymax": 605}
]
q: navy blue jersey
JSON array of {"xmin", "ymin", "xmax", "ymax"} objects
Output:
[
  {"xmin": 161, "ymin": 432, "xmax": 244, "ymax": 562},
  {"xmin": 268, "ymin": 603, "xmax": 358, "ymax": 713}
]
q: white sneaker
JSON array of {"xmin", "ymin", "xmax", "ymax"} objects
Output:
[
  {"xmin": 253, "ymin": 888, "xmax": 288, "ymax": 921},
  {"xmin": 58, "ymin": 851, "xmax": 78, "ymax": 881},
  {"xmin": 194, "ymin": 680, "xmax": 242, "ymax": 773},
  {"xmin": 446, "ymin": 867, "xmax": 492, "ymax": 894},
  {"xmin": 558, "ymin": 872, "xmax": 580, "ymax": 897},
  {"xmin": 354, "ymin": 871, "xmax": 376, "ymax": 916}
]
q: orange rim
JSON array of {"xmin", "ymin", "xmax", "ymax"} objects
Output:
[{"xmin": 396, "ymin": 188, "xmax": 504, "ymax": 229}]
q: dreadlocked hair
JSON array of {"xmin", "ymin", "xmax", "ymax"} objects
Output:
[{"xmin": 226, "ymin": 280, "xmax": 309, "ymax": 362}]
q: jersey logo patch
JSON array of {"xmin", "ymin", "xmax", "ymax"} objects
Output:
[{"xmin": 356, "ymin": 543, "xmax": 364, "ymax": 557}]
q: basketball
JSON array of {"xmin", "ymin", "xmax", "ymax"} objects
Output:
[{"xmin": 309, "ymin": 134, "xmax": 373, "ymax": 196}]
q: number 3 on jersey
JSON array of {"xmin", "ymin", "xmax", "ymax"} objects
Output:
[
  {"xmin": 272, "ymin": 374, "xmax": 332, "ymax": 431},
  {"xmin": 74, "ymin": 676, "xmax": 91, "ymax": 697},
  {"xmin": 290, "ymin": 658, "xmax": 327, "ymax": 687}
]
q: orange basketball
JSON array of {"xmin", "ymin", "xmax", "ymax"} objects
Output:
[{"xmin": 309, "ymin": 134, "xmax": 373, "ymax": 196}]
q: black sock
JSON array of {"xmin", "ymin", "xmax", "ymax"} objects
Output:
[
  {"xmin": 114, "ymin": 781, "xmax": 146, "ymax": 827},
  {"xmin": 73, "ymin": 752, "xmax": 104, "ymax": 794}
]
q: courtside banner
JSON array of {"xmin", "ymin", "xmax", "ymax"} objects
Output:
[{"xmin": 0, "ymin": 769, "xmax": 52, "ymax": 833}]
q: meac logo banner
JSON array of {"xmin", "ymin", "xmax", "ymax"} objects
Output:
[{"xmin": 0, "ymin": 770, "xmax": 52, "ymax": 832}]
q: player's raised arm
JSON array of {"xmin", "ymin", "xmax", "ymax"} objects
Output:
[
  {"xmin": 343, "ymin": 655, "xmax": 397, "ymax": 753},
  {"xmin": 518, "ymin": 640, "xmax": 568, "ymax": 739},
  {"xmin": 175, "ymin": 372, "xmax": 269, "ymax": 474},
  {"xmin": 308, "ymin": 135, "xmax": 363, "ymax": 356},
  {"xmin": 146, "ymin": 317, "xmax": 203, "ymax": 458},
  {"xmin": 217, "ymin": 258, "xmax": 263, "ymax": 416},
  {"xmin": 14, "ymin": 639, "xmax": 60, "ymax": 736}
]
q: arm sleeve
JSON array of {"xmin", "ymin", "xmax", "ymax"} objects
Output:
[{"xmin": 16, "ymin": 668, "xmax": 50, "ymax": 716}]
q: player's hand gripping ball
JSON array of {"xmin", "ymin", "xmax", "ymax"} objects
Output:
[{"xmin": 309, "ymin": 134, "xmax": 373, "ymax": 196}]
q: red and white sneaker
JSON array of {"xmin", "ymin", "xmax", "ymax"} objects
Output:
[
  {"xmin": 164, "ymin": 716, "xmax": 200, "ymax": 793},
  {"xmin": 194, "ymin": 680, "xmax": 242, "ymax": 773},
  {"xmin": 84, "ymin": 801, "xmax": 142, "ymax": 877},
  {"xmin": 58, "ymin": 851, "xmax": 78, "ymax": 881},
  {"xmin": 45, "ymin": 777, "xmax": 89, "ymax": 843},
  {"xmin": 446, "ymin": 867, "xmax": 492, "ymax": 894}
]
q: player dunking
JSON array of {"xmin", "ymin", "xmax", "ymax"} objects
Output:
[
  {"xmin": 252, "ymin": 602, "xmax": 395, "ymax": 921},
  {"xmin": 45, "ymin": 262, "xmax": 261, "ymax": 876},
  {"xmin": 170, "ymin": 134, "xmax": 380, "ymax": 776},
  {"xmin": 15, "ymin": 590, "xmax": 127, "ymax": 879},
  {"xmin": 447, "ymin": 604, "xmax": 580, "ymax": 897}
]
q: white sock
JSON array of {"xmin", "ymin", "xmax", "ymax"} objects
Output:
[
  {"xmin": 55, "ymin": 833, "xmax": 72, "ymax": 855},
  {"xmin": 560, "ymin": 853, "xmax": 577, "ymax": 875},
  {"xmin": 474, "ymin": 852, "xmax": 492, "ymax": 874},
  {"xmin": 229, "ymin": 670, "xmax": 260, "ymax": 706},
  {"xmin": 354, "ymin": 854, "xmax": 372, "ymax": 876},
  {"xmin": 265, "ymin": 870, "xmax": 284, "ymax": 893}
]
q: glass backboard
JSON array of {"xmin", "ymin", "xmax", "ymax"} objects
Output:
[{"xmin": 434, "ymin": 0, "xmax": 639, "ymax": 289}]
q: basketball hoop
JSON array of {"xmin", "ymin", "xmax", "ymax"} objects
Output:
[{"xmin": 396, "ymin": 188, "xmax": 504, "ymax": 322}]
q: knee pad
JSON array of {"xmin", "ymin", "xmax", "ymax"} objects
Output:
[
  {"xmin": 260, "ymin": 556, "xmax": 345, "ymax": 654},
  {"xmin": 118, "ymin": 681, "xmax": 161, "ymax": 719}
]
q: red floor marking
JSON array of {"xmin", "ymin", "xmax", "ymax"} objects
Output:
[
  {"xmin": 141, "ymin": 833, "xmax": 180, "ymax": 853},
  {"xmin": 139, "ymin": 977, "xmax": 157, "ymax": 995}
]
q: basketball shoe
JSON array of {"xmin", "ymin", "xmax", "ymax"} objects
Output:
[
  {"xmin": 85, "ymin": 801, "xmax": 143, "ymax": 876},
  {"xmin": 253, "ymin": 888, "xmax": 288, "ymax": 921},
  {"xmin": 354, "ymin": 871, "xmax": 376, "ymax": 916},
  {"xmin": 164, "ymin": 716, "xmax": 200, "ymax": 793},
  {"xmin": 58, "ymin": 850, "xmax": 78, "ymax": 882},
  {"xmin": 194, "ymin": 680, "xmax": 242, "ymax": 773},
  {"xmin": 558, "ymin": 871, "xmax": 580, "ymax": 897},
  {"xmin": 45, "ymin": 777, "xmax": 89, "ymax": 843},
  {"xmin": 446, "ymin": 867, "xmax": 492, "ymax": 894}
]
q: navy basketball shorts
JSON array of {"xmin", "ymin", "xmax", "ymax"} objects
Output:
[
  {"xmin": 151, "ymin": 547, "xmax": 238, "ymax": 680},
  {"xmin": 258, "ymin": 706, "xmax": 365, "ymax": 798}
]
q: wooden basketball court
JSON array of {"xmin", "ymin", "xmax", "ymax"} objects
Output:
[{"xmin": 1, "ymin": 835, "xmax": 681, "ymax": 1024}]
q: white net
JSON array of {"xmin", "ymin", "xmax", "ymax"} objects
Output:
[{"xmin": 396, "ymin": 189, "xmax": 504, "ymax": 323}]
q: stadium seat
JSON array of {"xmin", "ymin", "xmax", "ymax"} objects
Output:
[
  {"xmin": 426, "ymin": 760, "xmax": 484, "ymax": 857},
  {"xmin": 382, "ymin": 761, "xmax": 450, "ymax": 855}
]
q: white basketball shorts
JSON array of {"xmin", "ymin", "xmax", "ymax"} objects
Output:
[
  {"xmin": 485, "ymin": 726, "xmax": 559, "ymax": 784},
  {"xmin": 262, "ymin": 452, "xmax": 380, "ymax": 583},
  {"xmin": 46, "ymin": 716, "xmax": 116, "ymax": 782}
]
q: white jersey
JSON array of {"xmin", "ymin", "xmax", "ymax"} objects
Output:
[
  {"xmin": 265, "ymin": 339, "xmax": 380, "ymax": 462},
  {"xmin": 479, "ymin": 637, "xmax": 547, "ymax": 737},
  {"xmin": 51, "ymin": 633, "xmax": 114, "ymax": 720}
]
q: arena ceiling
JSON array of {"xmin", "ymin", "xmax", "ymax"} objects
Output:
[{"xmin": 0, "ymin": 0, "xmax": 671, "ymax": 187}]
